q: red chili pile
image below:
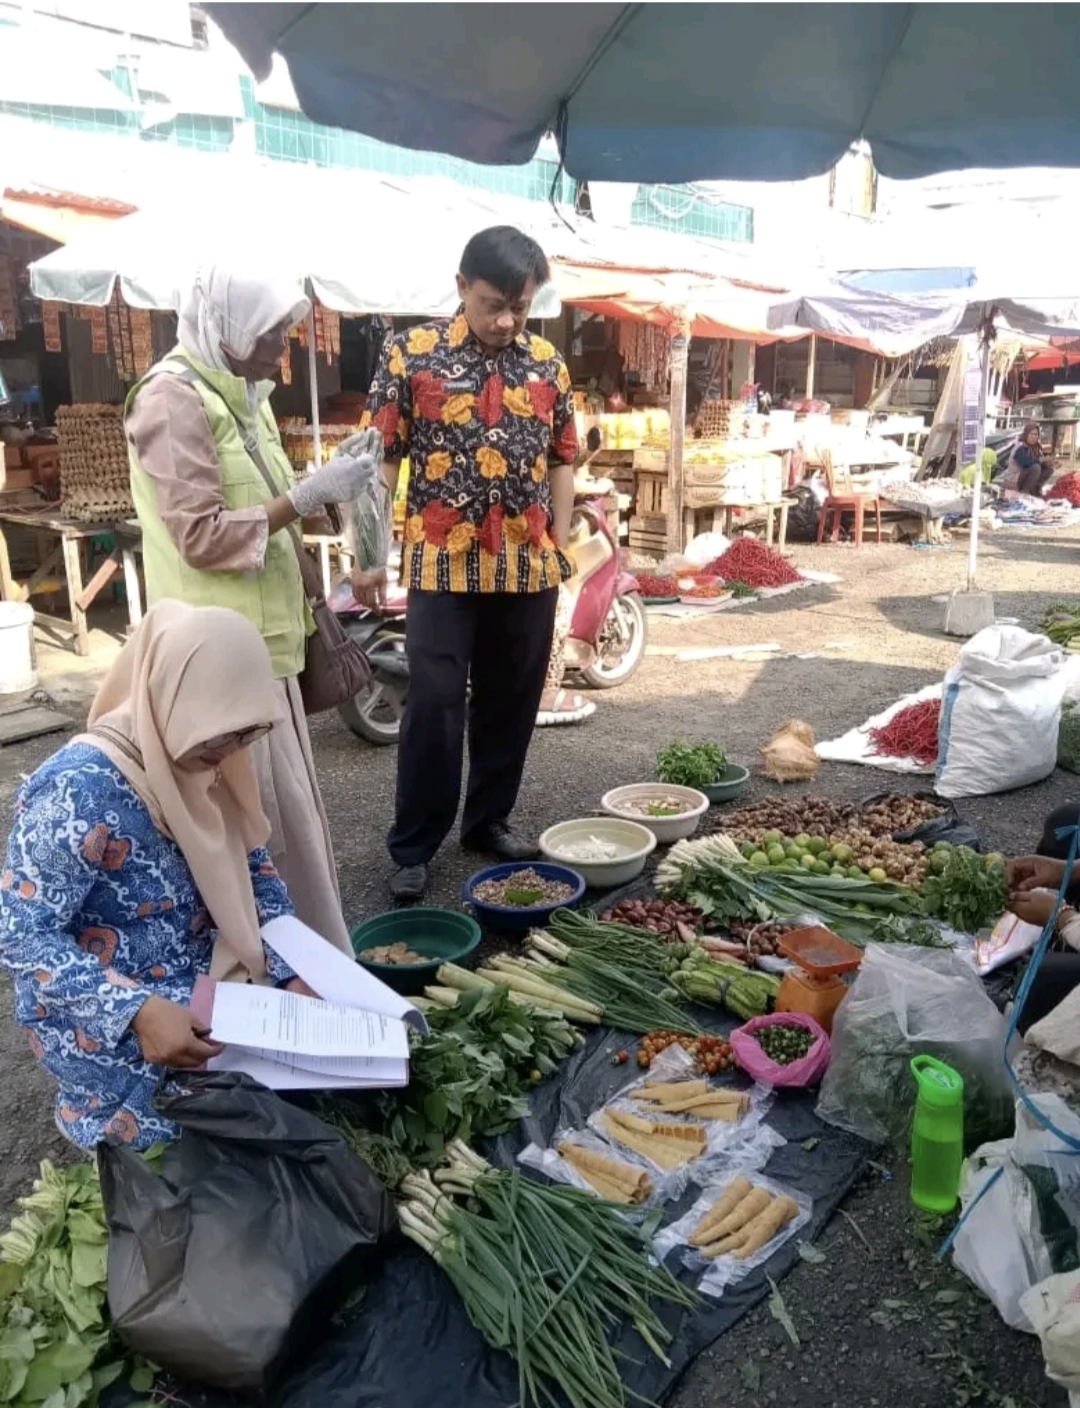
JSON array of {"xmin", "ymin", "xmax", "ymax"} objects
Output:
[
  {"xmin": 705, "ymin": 538, "xmax": 802, "ymax": 589},
  {"xmin": 868, "ymin": 698, "xmax": 941, "ymax": 766},
  {"xmin": 634, "ymin": 572, "xmax": 679, "ymax": 598},
  {"xmin": 1052, "ymin": 473, "xmax": 1080, "ymax": 506}
]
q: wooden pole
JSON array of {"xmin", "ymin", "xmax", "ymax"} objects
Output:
[
  {"xmin": 666, "ymin": 315, "xmax": 690, "ymax": 553},
  {"xmin": 805, "ymin": 333, "xmax": 818, "ymax": 401}
]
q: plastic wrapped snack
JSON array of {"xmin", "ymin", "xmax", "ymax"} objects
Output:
[
  {"xmin": 346, "ymin": 477, "xmax": 393, "ymax": 573},
  {"xmin": 654, "ymin": 1173, "xmax": 812, "ymax": 1298}
]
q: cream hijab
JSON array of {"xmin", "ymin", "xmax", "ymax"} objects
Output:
[
  {"xmin": 178, "ymin": 266, "xmax": 310, "ymax": 378},
  {"xmin": 74, "ymin": 600, "xmax": 286, "ymax": 983}
]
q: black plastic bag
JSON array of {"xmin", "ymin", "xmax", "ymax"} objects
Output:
[
  {"xmin": 783, "ymin": 485, "xmax": 821, "ymax": 543},
  {"xmin": 98, "ymin": 1072, "xmax": 395, "ymax": 1393}
]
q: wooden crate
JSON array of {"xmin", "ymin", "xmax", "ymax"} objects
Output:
[
  {"xmin": 634, "ymin": 470, "xmax": 668, "ymax": 516},
  {"xmin": 632, "ymin": 447, "xmax": 669, "ymax": 471},
  {"xmin": 628, "ymin": 512, "xmax": 668, "ymax": 557}
]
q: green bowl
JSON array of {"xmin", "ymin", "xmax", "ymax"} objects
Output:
[
  {"xmin": 702, "ymin": 763, "xmax": 751, "ymax": 804},
  {"xmin": 351, "ymin": 907, "xmax": 481, "ymax": 995}
]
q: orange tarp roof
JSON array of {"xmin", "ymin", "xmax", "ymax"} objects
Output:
[{"xmin": 1, "ymin": 189, "xmax": 135, "ymax": 245}]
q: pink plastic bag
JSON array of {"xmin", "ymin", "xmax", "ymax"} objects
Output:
[{"xmin": 730, "ymin": 1013, "xmax": 831, "ymax": 1089}]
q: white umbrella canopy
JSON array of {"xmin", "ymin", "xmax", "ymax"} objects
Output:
[
  {"xmin": 767, "ymin": 283, "xmax": 1080, "ymax": 587},
  {"xmin": 27, "ymin": 181, "xmax": 563, "ymax": 320}
]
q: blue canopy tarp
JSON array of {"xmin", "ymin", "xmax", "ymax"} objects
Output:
[{"xmin": 209, "ymin": 3, "xmax": 1080, "ymax": 183}]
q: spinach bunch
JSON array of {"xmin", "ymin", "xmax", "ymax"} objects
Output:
[{"xmin": 656, "ymin": 740, "xmax": 727, "ymax": 788}]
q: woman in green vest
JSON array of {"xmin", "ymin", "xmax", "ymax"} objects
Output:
[{"xmin": 126, "ymin": 269, "xmax": 379, "ymax": 957}]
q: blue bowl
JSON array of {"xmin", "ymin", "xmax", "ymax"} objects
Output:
[{"xmin": 463, "ymin": 861, "xmax": 587, "ymax": 932}]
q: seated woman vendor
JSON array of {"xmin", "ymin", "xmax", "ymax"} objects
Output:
[
  {"xmin": 0, "ymin": 600, "xmax": 318, "ymax": 1152},
  {"xmin": 1006, "ymin": 829, "xmax": 1080, "ymax": 1035}
]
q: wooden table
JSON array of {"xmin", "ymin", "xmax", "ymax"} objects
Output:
[
  {"xmin": 682, "ymin": 500, "xmax": 791, "ymax": 548},
  {"xmin": 0, "ymin": 509, "xmax": 143, "ymax": 656}
]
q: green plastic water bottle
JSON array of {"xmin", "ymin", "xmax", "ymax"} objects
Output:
[{"xmin": 909, "ymin": 1054, "xmax": 965, "ymax": 1214}]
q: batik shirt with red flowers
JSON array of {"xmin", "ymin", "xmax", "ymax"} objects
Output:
[{"xmin": 365, "ymin": 312, "xmax": 579, "ymax": 593}]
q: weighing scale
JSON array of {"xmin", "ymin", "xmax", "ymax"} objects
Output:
[{"xmin": 775, "ymin": 926, "xmax": 863, "ymax": 1033}]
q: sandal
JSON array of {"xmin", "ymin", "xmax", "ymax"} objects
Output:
[{"xmin": 536, "ymin": 687, "xmax": 597, "ymax": 728}]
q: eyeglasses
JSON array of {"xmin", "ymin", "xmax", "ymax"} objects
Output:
[{"xmin": 200, "ymin": 723, "xmax": 273, "ymax": 752}]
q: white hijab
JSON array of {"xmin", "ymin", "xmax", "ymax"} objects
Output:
[{"xmin": 178, "ymin": 267, "xmax": 310, "ymax": 379}]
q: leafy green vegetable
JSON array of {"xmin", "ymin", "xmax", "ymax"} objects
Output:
[
  {"xmin": 328, "ymin": 987, "xmax": 579, "ymax": 1168},
  {"xmin": 0, "ymin": 1160, "xmax": 153, "ymax": 1408},
  {"xmin": 919, "ymin": 844, "xmax": 1009, "ymax": 934},
  {"xmin": 656, "ymin": 740, "xmax": 727, "ymax": 788},
  {"xmin": 1060, "ymin": 702, "xmax": 1080, "ymax": 774}
]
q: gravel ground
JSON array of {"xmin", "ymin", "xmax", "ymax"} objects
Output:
[{"xmin": 1, "ymin": 524, "xmax": 1077, "ymax": 1407}]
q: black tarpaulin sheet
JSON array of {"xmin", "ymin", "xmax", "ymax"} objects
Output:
[{"xmin": 146, "ymin": 1014, "xmax": 869, "ymax": 1408}]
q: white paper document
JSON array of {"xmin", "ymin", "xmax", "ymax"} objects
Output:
[
  {"xmin": 261, "ymin": 915, "xmax": 429, "ymax": 1034},
  {"xmin": 210, "ymin": 983, "xmax": 410, "ymax": 1060},
  {"xmin": 200, "ymin": 916, "xmax": 427, "ymax": 1091}
]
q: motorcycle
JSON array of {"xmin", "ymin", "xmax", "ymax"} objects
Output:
[
  {"xmin": 334, "ymin": 495, "xmax": 646, "ymax": 745},
  {"xmin": 561, "ymin": 496, "xmax": 648, "ymax": 688},
  {"xmin": 334, "ymin": 586, "xmax": 409, "ymax": 746}
]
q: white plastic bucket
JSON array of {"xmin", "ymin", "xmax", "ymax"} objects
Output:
[{"xmin": 0, "ymin": 601, "xmax": 36, "ymax": 693}]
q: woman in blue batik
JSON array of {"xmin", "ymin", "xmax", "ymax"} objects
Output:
[{"xmin": 0, "ymin": 599, "xmax": 320, "ymax": 1151}]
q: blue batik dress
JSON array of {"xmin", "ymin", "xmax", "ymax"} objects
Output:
[{"xmin": 0, "ymin": 741, "xmax": 294, "ymax": 1150}]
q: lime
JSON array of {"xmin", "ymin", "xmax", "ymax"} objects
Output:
[
  {"xmin": 779, "ymin": 859, "xmax": 801, "ymax": 873},
  {"xmin": 784, "ymin": 843, "xmax": 802, "ymax": 860},
  {"xmin": 813, "ymin": 860, "xmax": 832, "ymax": 875},
  {"xmin": 794, "ymin": 833, "xmax": 811, "ymax": 848},
  {"xmin": 869, "ymin": 866, "xmax": 888, "ymax": 883},
  {"xmin": 767, "ymin": 844, "xmax": 787, "ymax": 864},
  {"xmin": 750, "ymin": 851, "xmax": 769, "ymax": 867},
  {"xmin": 762, "ymin": 830, "xmax": 783, "ymax": 847},
  {"xmin": 847, "ymin": 866, "xmax": 864, "ymax": 881},
  {"xmin": 740, "ymin": 842, "xmax": 757, "ymax": 859},
  {"xmin": 800, "ymin": 853, "xmax": 817, "ymax": 870},
  {"xmin": 831, "ymin": 866, "xmax": 847, "ymax": 877},
  {"xmin": 831, "ymin": 843, "xmax": 854, "ymax": 864},
  {"xmin": 806, "ymin": 837, "xmax": 826, "ymax": 855}
]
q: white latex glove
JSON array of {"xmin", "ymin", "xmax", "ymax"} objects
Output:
[{"xmin": 287, "ymin": 427, "xmax": 382, "ymax": 517}]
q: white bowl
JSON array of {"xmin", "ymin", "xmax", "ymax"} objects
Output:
[
  {"xmin": 539, "ymin": 817, "xmax": 657, "ymax": 888},
  {"xmin": 599, "ymin": 784, "xmax": 710, "ymax": 843}
]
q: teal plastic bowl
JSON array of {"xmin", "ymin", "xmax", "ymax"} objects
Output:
[
  {"xmin": 351, "ymin": 907, "xmax": 481, "ymax": 995},
  {"xmin": 702, "ymin": 763, "xmax": 751, "ymax": 804}
]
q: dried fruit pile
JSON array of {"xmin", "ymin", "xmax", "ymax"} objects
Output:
[{"xmin": 705, "ymin": 537, "xmax": 802, "ymax": 588}]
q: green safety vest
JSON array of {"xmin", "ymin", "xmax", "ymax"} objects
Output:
[{"xmin": 126, "ymin": 347, "xmax": 310, "ymax": 679}]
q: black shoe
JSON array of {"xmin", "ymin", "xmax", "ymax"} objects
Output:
[
  {"xmin": 462, "ymin": 823, "xmax": 538, "ymax": 862},
  {"xmin": 389, "ymin": 864, "xmax": 429, "ymax": 900}
]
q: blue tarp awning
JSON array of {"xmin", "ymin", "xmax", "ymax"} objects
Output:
[
  {"xmin": 840, "ymin": 268, "xmax": 978, "ymax": 295},
  {"xmin": 209, "ymin": 3, "xmax": 1080, "ymax": 183}
]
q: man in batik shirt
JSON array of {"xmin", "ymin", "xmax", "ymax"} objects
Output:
[{"xmin": 356, "ymin": 227, "xmax": 577, "ymax": 899}]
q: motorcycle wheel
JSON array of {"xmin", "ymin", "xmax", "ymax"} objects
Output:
[
  {"xmin": 578, "ymin": 592, "xmax": 647, "ymax": 689},
  {"xmin": 337, "ymin": 635, "xmax": 407, "ymax": 745}
]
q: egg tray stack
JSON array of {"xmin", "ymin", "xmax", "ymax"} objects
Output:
[
  {"xmin": 56, "ymin": 404, "xmax": 135, "ymax": 523},
  {"xmin": 694, "ymin": 400, "xmax": 745, "ymax": 440}
]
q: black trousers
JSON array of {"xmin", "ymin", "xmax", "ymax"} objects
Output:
[
  {"xmin": 388, "ymin": 588, "xmax": 558, "ymax": 867},
  {"xmin": 1017, "ymin": 459, "xmax": 1053, "ymax": 496}
]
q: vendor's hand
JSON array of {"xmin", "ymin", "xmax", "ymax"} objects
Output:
[
  {"xmin": 1009, "ymin": 889, "xmax": 1060, "ymax": 929},
  {"xmin": 132, "ymin": 996, "xmax": 224, "ymax": 1069},
  {"xmin": 284, "ymin": 977, "xmax": 320, "ymax": 998},
  {"xmin": 351, "ymin": 566, "xmax": 388, "ymax": 610},
  {"xmin": 1006, "ymin": 856, "xmax": 1069, "ymax": 893},
  {"xmin": 287, "ymin": 428, "xmax": 382, "ymax": 517}
]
